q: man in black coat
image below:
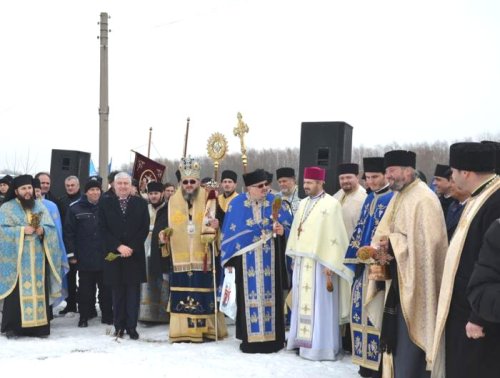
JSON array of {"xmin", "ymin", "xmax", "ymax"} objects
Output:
[
  {"xmin": 99, "ymin": 172, "xmax": 149, "ymax": 340},
  {"xmin": 467, "ymin": 219, "xmax": 500, "ymax": 323},
  {"xmin": 59, "ymin": 175, "xmax": 82, "ymax": 315},
  {"xmin": 432, "ymin": 142, "xmax": 500, "ymax": 378},
  {"xmin": 64, "ymin": 178, "xmax": 112, "ymax": 328}
]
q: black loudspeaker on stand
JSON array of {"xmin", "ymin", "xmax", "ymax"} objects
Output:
[
  {"xmin": 50, "ymin": 149, "xmax": 90, "ymax": 199},
  {"xmin": 298, "ymin": 122, "xmax": 353, "ymax": 197}
]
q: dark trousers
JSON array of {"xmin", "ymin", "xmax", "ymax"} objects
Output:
[
  {"xmin": 112, "ymin": 283, "xmax": 140, "ymax": 331},
  {"xmin": 393, "ymin": 303, "xmax": 429, "ymax": 378},
  {"xmin": 446, "ymin": 316, "xmax": 500, "ymax": 378},
  {"xmin": 65, "ymin": 263, "xmax": 78, "ymax": 310},
  {"xmin": 78, "ymin": 271, "xmax": 112, "ymax": 321}
]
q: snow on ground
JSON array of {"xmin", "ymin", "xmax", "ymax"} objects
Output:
[{"xmin": 0, "ymin": 305, "xmax": 358, "ymax": 378}]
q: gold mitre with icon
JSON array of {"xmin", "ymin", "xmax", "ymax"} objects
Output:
[{"xmin": 179, "ymin": 155, "xmax": 201, "ymax": 179}]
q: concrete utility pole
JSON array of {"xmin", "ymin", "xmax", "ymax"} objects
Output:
[{"xmin": 98, "ymin": 12, "xmax": 110, "ymax": 189}]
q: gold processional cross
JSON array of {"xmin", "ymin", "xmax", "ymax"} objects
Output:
[{"xmin": 233, "ymin": 112, "xmax": 249, "ymax": 173}]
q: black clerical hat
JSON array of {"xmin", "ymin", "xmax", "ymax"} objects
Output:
[
  {"xmin": 384, "ymin": 150, "xmax": 416, "ymax": 168},
  {"xmin": 201, "ymin": 177, "xmax": 212, "ymax": 185},
  {"xmin": 32, "ymin": 178, "xmax": 41, "ymax": 189},
  {"xmin": 13, "ymin": 174, "xmax": 33, "ymax": 189},
  {"xmin": 265, "ymin": 171, "xmax": 273, "ymax": 183},
  {"xmin": 243, "ymin": 169, "xmax": 268, "ymax": 187},
  {"xmin": 0, "ymin": 174, "xmax": 13, "ymax": 185},
  {"xmin": 363, "ymin": 158, "xmax": 385, "ymax": 173},
  {"xmin": 481, "ymin": 141, "xmax": 500, "ymax": 174},
  {"xmin": 276, "ymin": 167, "xmax": 295, "ymax": 179},
  {"xmin": 449, "ymin": 142, "xmax": 496, "ymax": 172},
  {"xmin": 338, "ymin": 163, "xmax": 359, "ymax": 175},
  {"xmin": 147, "ymin": 181, "xmax": 163, "ymax": 193},
  {"xmin": 221, "ymin": 170, "xmax": 237, "ymax": 183},
  {"xmin": 108, "ymin": 170, "xmax": 119, "ymax": 184},
  {"xmin": 434, "ymin": 164, "xmax": 451, "ymax": 179}
]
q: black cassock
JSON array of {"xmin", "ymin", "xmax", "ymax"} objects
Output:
[
  {"xmin": 446, "ymin": 185, "xmax": 500, "ymax": 378},
  {"xmin": 467, "ymin": 219, "xmax": 500, "ymax": 322}
]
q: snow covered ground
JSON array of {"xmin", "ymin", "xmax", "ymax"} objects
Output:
[{"xmin": 0, "ymin": 304, "xmax": 358, "ymax": 378}]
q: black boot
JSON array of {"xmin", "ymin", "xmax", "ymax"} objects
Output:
[
  {"xmin": 127, "ymin": 328, "xmax": 139, "ymax": 340},
  {"xmin": 78, "ymin": 319, "xmax": 88, "ymax": 328}
]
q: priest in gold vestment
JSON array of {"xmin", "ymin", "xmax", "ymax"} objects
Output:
[
  {"xmin": 333, "ymin": 163, "xmax": 367, "ymax": 239},
  {"xmin": 367, "ymin": 150, "xmax": 447, "ymax": 378}
]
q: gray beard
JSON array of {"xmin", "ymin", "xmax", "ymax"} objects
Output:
[{"xmin": 182, "ymin": 187, "xmax": 199, "ymax": 203}]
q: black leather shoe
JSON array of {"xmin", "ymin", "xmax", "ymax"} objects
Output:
[
  {"xmin": 127, "ymin": 328, "xmax": 139, "ymax": 340},
  {"xmin": 113, "ymin": 329, "xmax": 124, "ymax": 338},
  {"xmin": 5, "ymin": 330, "xmax": 17, "ymax": 339},
  {"xmin": 59, "ymin": 306, "xmax": 77, "ymax": 315},
  {"xmin": 78, "ymin": 319, "xmax": 88, "ymax": 328},
  {"xmin": 101, "ymin": 317, "xmax": 113, "ymax": 325}
]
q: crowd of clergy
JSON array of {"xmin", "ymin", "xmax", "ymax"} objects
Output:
[{"xmin": 1, "ymin": 140, "xmax": 500, "ymax": 378}]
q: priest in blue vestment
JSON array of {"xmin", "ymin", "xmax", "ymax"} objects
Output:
[
  {"xmin": 344, "ymin": 158, "xmax": 393, "ymax": 377},
  {"xmin": 0, "ymin": 175, "xmax": 65, "ymax": 338},
  {"xmin": 221, "ymin": 169, "xmax": 292, "ymax": 353}
]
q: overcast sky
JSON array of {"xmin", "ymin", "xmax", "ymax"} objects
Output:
[{"xmin": 1, "ymin": 0, "xmax": 499, "ymax": 174}]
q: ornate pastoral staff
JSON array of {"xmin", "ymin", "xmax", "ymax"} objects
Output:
[
  {"xmin": 204, "ymin": 132, "xmax": 229, "ymax": 341},
  {"xmin": 233, "ymin": 112, "xmax": 249, "ymax": 174},
  {"xmin": 183, "ymin": 117, "xmax": 190, "ymax": 158},
  {"xmin": 206, "ymin": 132, "xmax": 229, "ymax": 184}
]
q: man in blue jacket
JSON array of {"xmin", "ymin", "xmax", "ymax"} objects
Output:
[{"xmin": 64, "ymin": 178, "xmax": 112, "ymax": 328}]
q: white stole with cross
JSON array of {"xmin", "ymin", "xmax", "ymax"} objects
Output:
[{"xmin": 287, "ymin": 193, "xmax": 354, "ymax": 345}]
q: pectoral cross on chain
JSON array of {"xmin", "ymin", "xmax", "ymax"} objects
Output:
[{"xmin": 297, "ymin": 223, "xmax": 303, "ymax": 238}]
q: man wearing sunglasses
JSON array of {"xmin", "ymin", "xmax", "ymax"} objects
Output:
[
  {"xmin": 221, "ymin": 168, "xmax": 293, "ymax": 354},
  {"xmin": 158, "ymin": 156, "xmax": 227, "ymax": 343}
]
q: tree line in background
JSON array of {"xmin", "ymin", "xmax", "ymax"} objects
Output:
[
  {"xmin": 2, "ymin": 132, "xmax": 498, "ymax": 185},
  {"xmin": 119, "ymin": 131, "xmax": 499, "ymax": 188}
]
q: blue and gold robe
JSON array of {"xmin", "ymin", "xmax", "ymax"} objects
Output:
[
  {"xmin": 221, "ymin": 192, "xmax": 292, "ymax": 353},
  {"xmin": 42, "ymin": 198, "xmax": 69, "ymax": 308},
  {"xmin": 344, "ymin": 186, "xmax": 393, "ymax": 371},
  {"xmin": 167, "ymin": 188, "xmax": 227, "ymax": 342},
  {"xmin": 0, "ymin": 199, "xmax": 65, "ymax": 329}
]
